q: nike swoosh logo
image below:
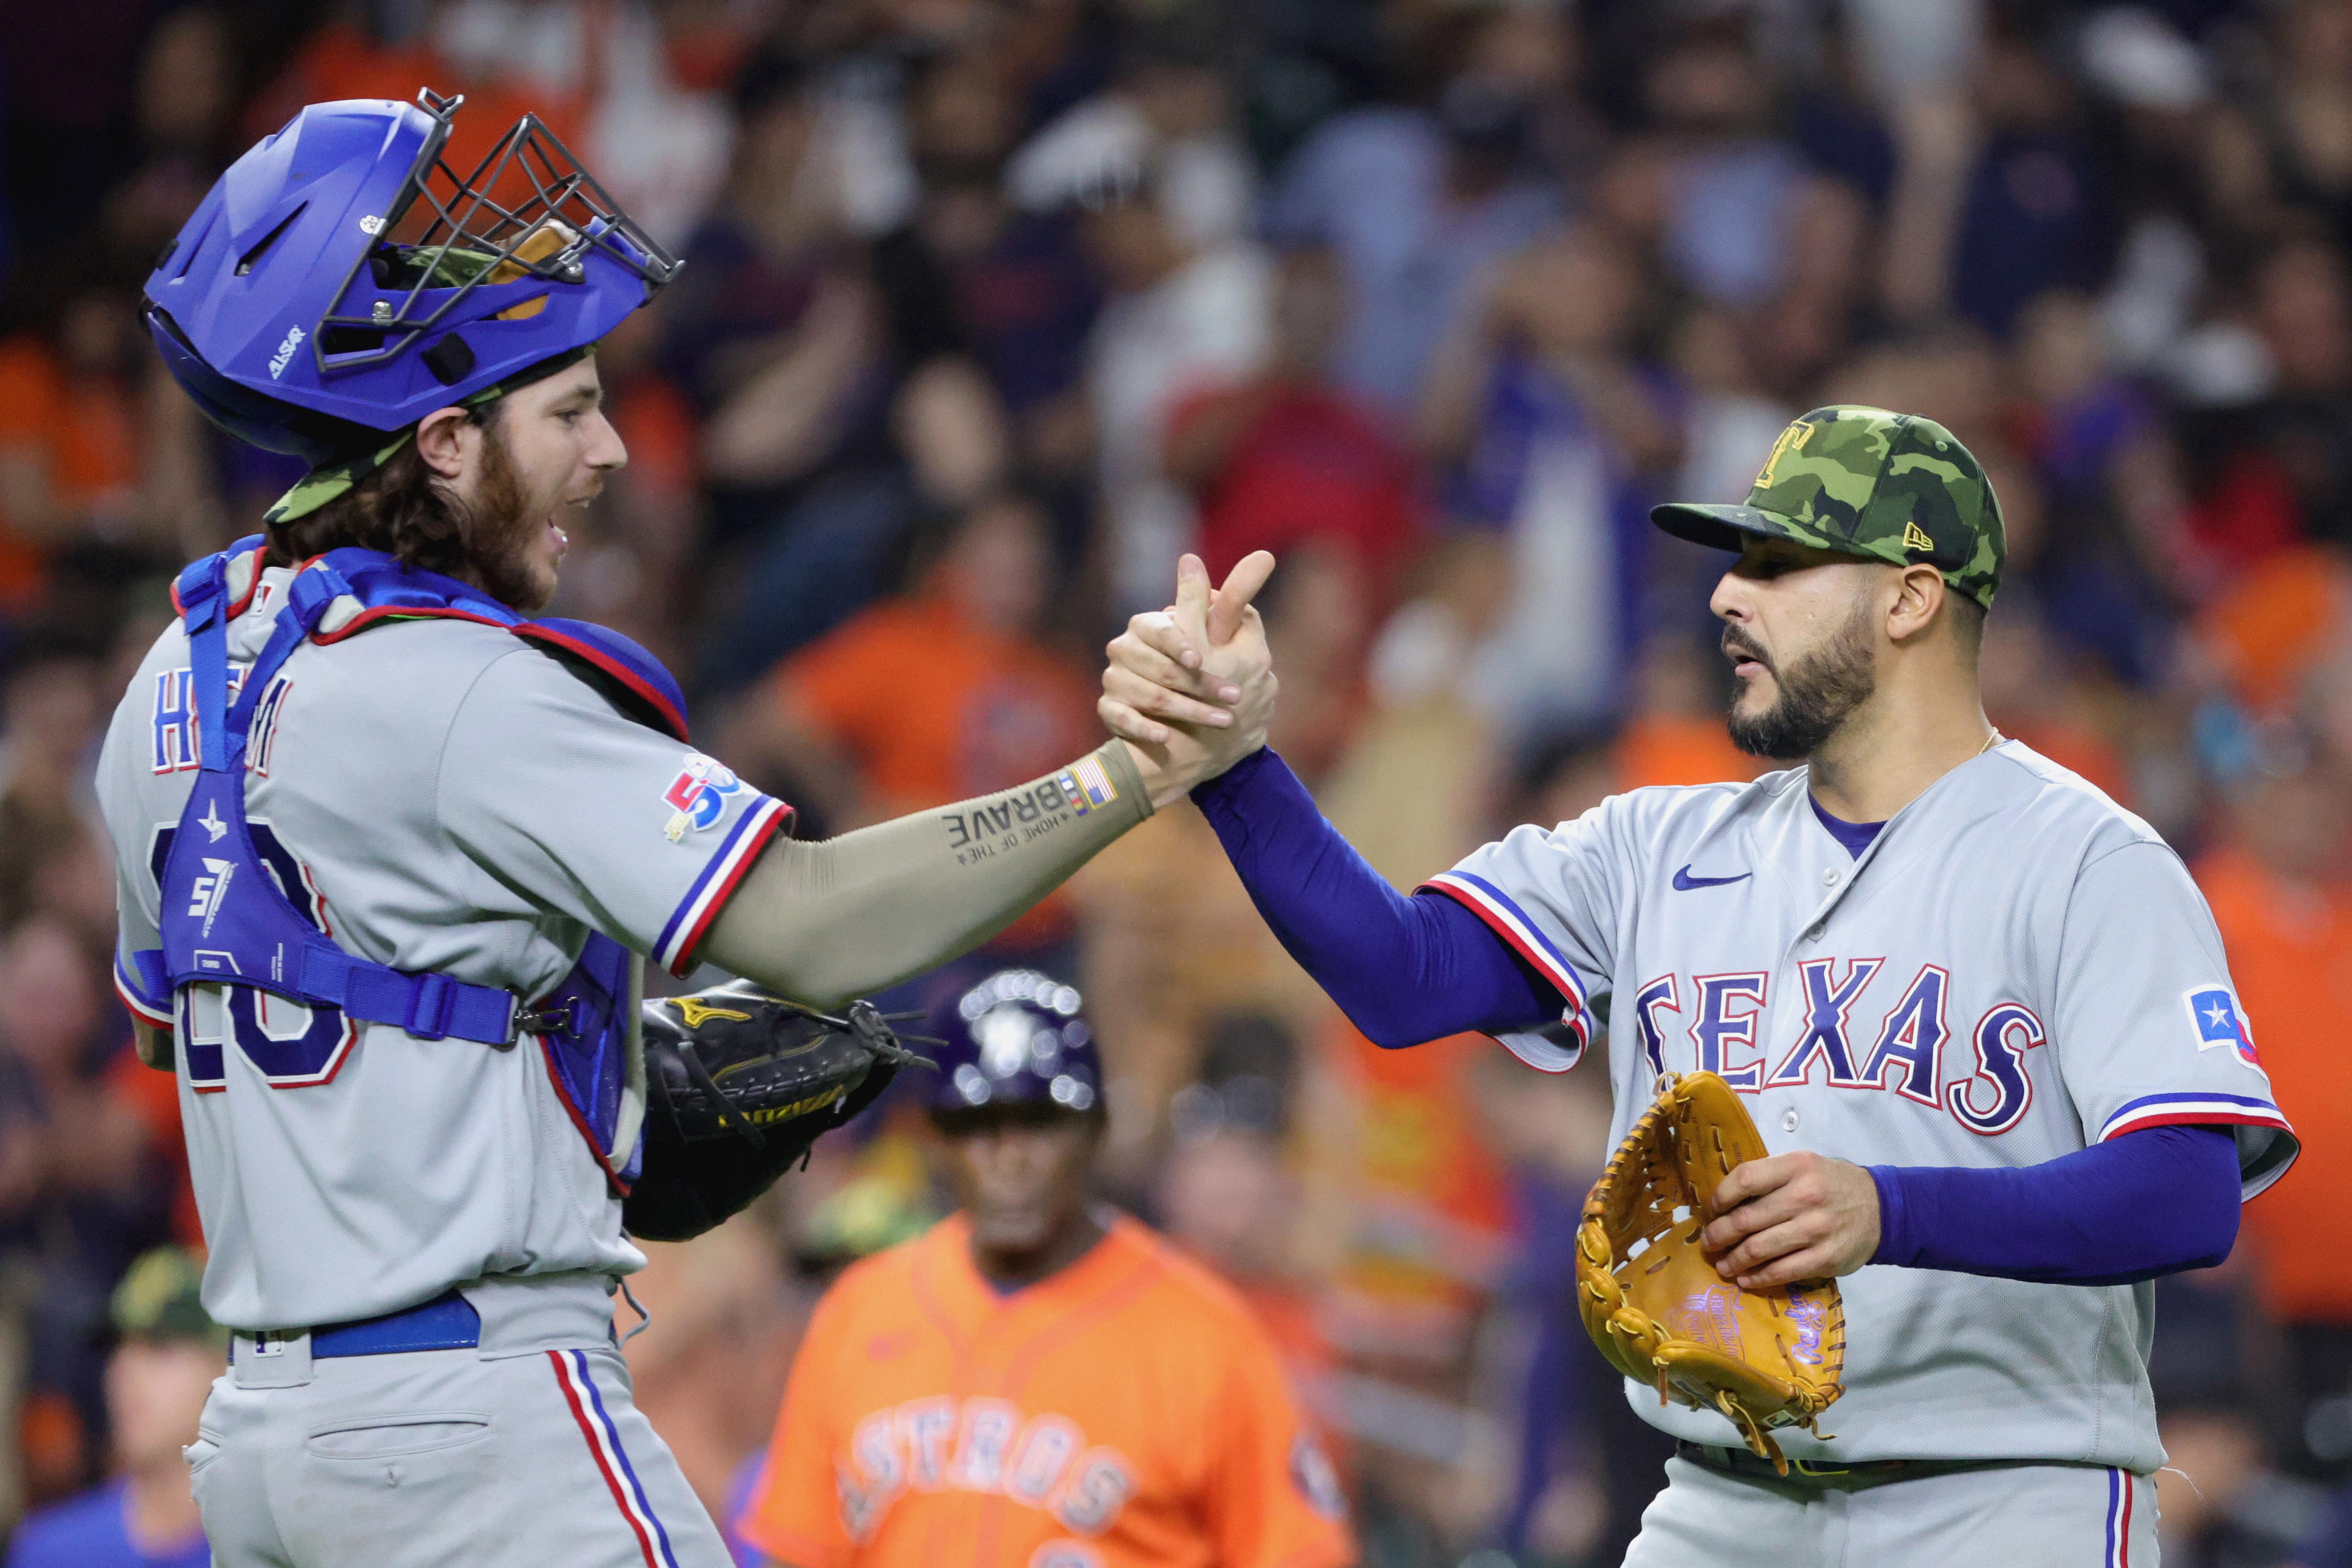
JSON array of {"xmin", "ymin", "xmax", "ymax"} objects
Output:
[{"xmin": 1672, "ymin": 865, "xmax": 1752, "ymax": 891}]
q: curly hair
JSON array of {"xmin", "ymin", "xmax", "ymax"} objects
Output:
[{"xmin": 262, "ymin": 402, "xmax": 509, "ymax": 574}]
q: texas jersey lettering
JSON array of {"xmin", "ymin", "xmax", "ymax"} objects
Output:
[{"xmin": 1424, "ymin": 743, "xmax": 2295, "ymax": 1472}]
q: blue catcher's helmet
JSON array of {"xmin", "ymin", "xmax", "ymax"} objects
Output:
[
  {"xmin": 925, "ymin": 971, "xmax": 1102, "ymax": 1119},
  {"xmin": 142, "ymin": 88, "xmax": 678, "ymax": 467}
]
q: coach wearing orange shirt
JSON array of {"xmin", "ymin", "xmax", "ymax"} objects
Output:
[{"xmin": 737, "ymin": 970, "xmax": 1355, "ymax": 1568}]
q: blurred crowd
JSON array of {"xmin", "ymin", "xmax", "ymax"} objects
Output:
[{"xmin": 4, "ymin": 0, "xmax": 2352, "ymax": 1563}]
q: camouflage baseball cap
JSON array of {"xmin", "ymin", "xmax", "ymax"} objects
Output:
[
  {"xmin": 110, "ymin": 1247, "xmax": 225, "ymax": 1347},
  {"xmin": 1651, "ymin": 405, "xmax": 2005, "ymax": 609}
]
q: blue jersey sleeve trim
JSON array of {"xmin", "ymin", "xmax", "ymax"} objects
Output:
[
  {"xmin": 1418, "ymin": 872, "xmax": 1591, "ymax": 1014},
  {"xmin": 113, "ymin": 949, "xmax": 174, "ymax": 1027},
  {"xmin": 654, "ymin": 796, "xmax": 792, "ymax": 976}
]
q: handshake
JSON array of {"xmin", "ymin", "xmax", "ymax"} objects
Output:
[{"xmin": 1098, "ymin": 550, "xmax": 1281, "ymax": 811}]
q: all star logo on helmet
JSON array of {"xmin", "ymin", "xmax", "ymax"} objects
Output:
[{"xmin": 266, "ymin": 325, "xmax": 306, "ymax": 380}]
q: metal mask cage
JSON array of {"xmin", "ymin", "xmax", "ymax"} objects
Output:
[{"xmin": 312, "ymin": 88, "xmax": 682, "ymax": 376}]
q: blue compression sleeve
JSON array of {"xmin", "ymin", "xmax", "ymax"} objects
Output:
[
  {"xmin": 1869, "ymin": 1125, "xmax": 2241, "ymax": 1286},
  {"xmin": 1190, "ymin": 749, "xmax": 1561, "ymax": 1045}
]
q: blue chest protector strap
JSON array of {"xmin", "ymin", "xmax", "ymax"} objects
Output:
[{"xmin": 128, "ymin": 539, "xmax": 689, "ymax": 1191}]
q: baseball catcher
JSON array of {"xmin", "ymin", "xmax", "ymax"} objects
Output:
[{"xmin": 100, "ymin": 88, "xmax": 1257, "ymax": 1568}]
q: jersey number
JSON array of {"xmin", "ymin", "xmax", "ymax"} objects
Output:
[{"xmin": 149, "ymin": 822, "xmax": 356, "ymax": 1091}]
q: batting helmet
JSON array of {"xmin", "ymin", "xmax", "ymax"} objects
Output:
[
  {"xmin": 142, "ymin": 87, "xmax": 677, "ymax": 469},
  {"xmin": 924, "ymin": 970, "xmax": 1102, "ymax": 1117}
]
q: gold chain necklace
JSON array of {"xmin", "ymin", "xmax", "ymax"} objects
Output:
[{"xmin": 1978, "ymin": 728, "xmax": 2004, "ymax": 757}]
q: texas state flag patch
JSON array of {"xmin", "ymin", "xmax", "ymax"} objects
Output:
[{"xmin": 2185, "ymin": 986, "xmax": 2261, "ymax": 1069}]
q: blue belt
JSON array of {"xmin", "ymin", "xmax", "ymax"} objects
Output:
[{"xmin": 235, "ymin": 1289, "xmax": 482, "ymax": 1362}]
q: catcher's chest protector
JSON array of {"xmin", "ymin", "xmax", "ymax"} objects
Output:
[{"xmin": 123, "ymin": 538, "xmax": 686, "ymax": 1190}]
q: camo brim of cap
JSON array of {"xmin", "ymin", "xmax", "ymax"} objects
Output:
[
  {"xmin": 1651, "ymin": 499, "xmax": 1998, "ymax": 609},
  {"xmin": 264, "ymin": 431, "xmax": 415, "ymax": 525},
  {"xmin": 261, "ymin": 343, "xmax": 597, "ymax": 527},
  {"xmin": 1650, "ymin": 501, "xmax": 1844, "ymax": 555}
]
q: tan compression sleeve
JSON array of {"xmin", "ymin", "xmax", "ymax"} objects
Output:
[{"xmin": 696, "ymin": 742, "xmax": 1151, "ymax": 1007}]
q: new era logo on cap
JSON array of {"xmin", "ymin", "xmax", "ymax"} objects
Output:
[
  {"xmin": 2184, "ymin": 986, "xmax": 2260, "ymax": 1068},
  {"xmin": 1902, "ymin": 521, "xmax": 1934, "ymax": 552}
]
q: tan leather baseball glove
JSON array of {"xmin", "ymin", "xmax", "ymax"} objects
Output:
[{"xmin": 1575, "ymin": 1071, "xmax": 1845, "ymax": 1473}]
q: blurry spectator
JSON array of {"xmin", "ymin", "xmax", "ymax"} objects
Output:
[
  {"xmin": 722, "ymin": 491, "xmax": 1094, "ymax": 951},
  {"xmin": 1624, "ymin": 22, "xmax": 1821, "ymax": 314},
  {"xmin": 2305, "ymin": 1491, "xmax": 2352, "ymax": 1568},
  {"xmin": 2231, "ymin": 238, "xmax": 2352, "ymax": 554},
  {"xmin": 2159, "ymin": 1396, "xmax": 2326, "ymax": 1568},
  {"xmin": 430, "ymin": 0, "xmax": 733, "ymax": 246},
  {"xmin": 1464, "ymin": 1047, "xmax": 1626, "ymax": 1567},
  {"xmin": 1420, "ymin": 223, "xmax": 1678, "ymax": 735},
  {"xmin": 620, "ymin": 1226, "xmax": 803, "ymax": 1530},
  {"xmin": 2200, "ymin": 757, "xmax": 2352, "ymax": 1478},
  {"xmin": 0, "ymin": 919, "xmax": 171, "ymax": 1502},
  {"xmin": 2195, "ymin": 546, "xmax": 2352, "ymax": 718},
  {"xmin": 870, "ymin": 48, "xmax": 1101, "ymax": 476},
  {"xmin": 1007, "ymin": 13, "xmax": 1257, "ymax": 250},
  {"xmin": 1080, "ymin": 163, "xmax": 1273, "ymax": 614},
  {"xmin": 102, "ymin": 7, "xmax": 240, "ymax": 263},
  {"xmin": 1979, "ymin": 597, "xmax": 2135, "ymax": 803},
  {"xmin": 3, "ymin": 1247, "xmax": 218, "ymax": 1568},
  {"xmin": 242, "ymin": 8, "xmax": 588, "ymax": 175},
  {"xmin": 0, "ymin": 275, "xmax": 151, "ymax": 611},
  {"xmin": 2265, "ymin": 0, "xmax": 2352, "ymax": 252},
  {"xmin": 1156, "ymin": 1011, "xmax": 1338, "ymax": 1448},
  {"xmin": 1264, "ymin": 49, "xmax": 1561, "ymax": 418},
  {"xmin": 1611, "ymin": 634, "xmax": 1760, "ymax": 791},
  {"xmin": 1946, "ymin": 32, "xmax": 2115, "ymax": 338},
  {"xmin": 0, "ymin": 654, "xmax": 101, "ymax": 931},
  {"xmin": 1166, "ymin": 248, "xmax": 1424, "ymax": 603},
  {"xmin": 666, "ymin": 47, "xmax": 1010, "ymax": 686}
]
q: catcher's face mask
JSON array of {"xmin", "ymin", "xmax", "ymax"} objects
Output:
[{"xmin": 145, "ymin": 87, "xmax": 679, "ymax": 462}]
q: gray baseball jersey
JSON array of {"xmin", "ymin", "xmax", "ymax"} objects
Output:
[
  {"xmin": 96, "ymin": 558, "xmax": 790, "ymax": 1331},
  {"xmin": 1423, "ymin": 741, "xmax": 2297, "ymax": 1472}
]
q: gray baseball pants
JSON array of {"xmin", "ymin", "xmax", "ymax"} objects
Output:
[
  {"xmin": 1622, "ymin": 1449, "xmax": 2158, "ymax": 1567},
  {"xmin": 187, "ymin": 1332, "xmax": 731, "ymax": 1567}
]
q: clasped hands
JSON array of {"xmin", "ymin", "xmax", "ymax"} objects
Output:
[
  {"xmin": 1100, "ymin": 551, "xmax": 1280, "ymax": 810},
  {"xmin": 1096, "ymin": 552, "xmax": 1880, "ymax": 1286}
]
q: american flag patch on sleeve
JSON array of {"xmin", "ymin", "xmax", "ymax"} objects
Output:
[{"xmin": 1056, "ymin": 755, "xmax": 1120, "ymax": 814}]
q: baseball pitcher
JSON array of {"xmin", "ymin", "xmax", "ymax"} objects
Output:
[
  {"xmin": 1100, "ymin": 406, "xmax": 2298, "ymax": 1566},
  {"xmin": 100, "ymin": 91, "xmax": 1246, "ymax": 1567}
]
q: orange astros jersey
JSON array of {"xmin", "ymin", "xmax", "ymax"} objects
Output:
[{"xmin": 739, "ymin": 1212, "xmax": 1354, "ymax": 1568}]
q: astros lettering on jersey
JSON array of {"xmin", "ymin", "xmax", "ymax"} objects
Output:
[
  {"xmin": 740, "ymin": 1214, "xmax": 1351, "ymax": 1568},
  {"xmin": 1422, "ymin": 744, "xmax": 2296, "ymax": 1470}
]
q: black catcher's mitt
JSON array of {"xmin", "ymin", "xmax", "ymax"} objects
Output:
[{"xmin": 622, "ymin": 984, "xmax": 931, "ymax": 1242}]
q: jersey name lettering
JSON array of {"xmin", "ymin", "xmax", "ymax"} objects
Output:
[
  {"xmin": 150, "ymin": 664, "xmax": 259, "ymax": 774},
  {"xmin": 839, "ymin": 1396, "xmax": 1137, "ymax": 1543},
  {"xmin": 1656, "ymin": 960, "xmax": 2040, "ymax": 1133}
]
